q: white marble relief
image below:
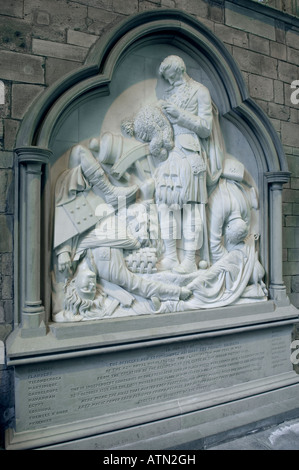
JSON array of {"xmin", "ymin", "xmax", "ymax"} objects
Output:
[{"xmin": 51, "ymin": 55, "xmax": 267, "ymax": 322}]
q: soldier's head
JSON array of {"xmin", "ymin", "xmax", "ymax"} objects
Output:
[
  {"xmin": 224, "ymin": 217, "xmax": 249, "ymax": 248},
  {"xmin": 159, "ymin": 55, "xmax": 186, "ymax": 86}
]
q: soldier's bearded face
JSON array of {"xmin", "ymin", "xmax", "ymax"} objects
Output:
[{"xmin": 163, "ymin": 65, "xmax": 182, "ymax": 86}]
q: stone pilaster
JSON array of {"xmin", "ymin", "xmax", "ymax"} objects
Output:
[
  {"xmin": 265, "ymin": 171, "xmax": 291, "ymax": 304},
  {"xmin": 15, "ymin": 147, "xmax": 52, "ymax": 337}
]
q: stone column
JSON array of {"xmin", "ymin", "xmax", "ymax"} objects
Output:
[
  {"xmin": 15, "ymin": 147, "xmax": 52, "ymax": 337},
  {"xmin": 265, "ymin": 171, "xmax": 291, "ymax": 304}
]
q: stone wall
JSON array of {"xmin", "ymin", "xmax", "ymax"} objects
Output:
[{"xmin": 0, "ymin": 0, "xmax": 298, "ymax": 445}]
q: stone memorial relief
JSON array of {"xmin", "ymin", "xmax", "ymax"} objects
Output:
[{"xmin": 52, "ymin": 55, "xmax": 268, "ymax": 322}]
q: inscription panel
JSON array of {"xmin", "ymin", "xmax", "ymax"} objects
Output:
[{"xmin": 15, "ymin": 326, "xmax": 293, "ymax": 432}]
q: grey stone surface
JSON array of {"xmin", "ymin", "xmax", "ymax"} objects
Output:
[
  {"xmin": 86, "ymin": 7, "xmax": 124, "ymax": 35},
  {"xmin": 278, "ymin": 61, "xmax": 299, "ymax": 84},
  {"xmin": 225, "ymin": 3, "xmax": 276, "ymax": 40},
  {"xmin": 0, "ymin": 16, "xmax": 32, "ymax": 54},
  {"xmin": 0, "ymin": 50, "xmax": 44, "ymax": 84},
  {"xmin": 0, "ymin": 152, "xmax": 13, "ymax": 169},
  {"xmin": 24, "ymin": 0, "xmax": 88, "ymax": 42},
  {"xmin": 0, "ymin": 215, "xmax": 13, "ymax": 252},
  {"xmin": 288, "ymin": 47, "xmax": 299, "ymax": 66},
  {"xmin": 0, "ymin": 0, "xmax": 24, "ymax": 18},
  {"xmin": 281, "ymin": 121, "xmax": 299, "ymax": 147},
  {"xmin": 4, "ymin": 119, "xmax": 19, "ymax": 151},
  {"xmin": 248, "ymin": 74, "xmax": 273, "ymax": 101},
  {"xmin": 273, "ymin": 80, "xmax": 284, "ymax": 104},
  {"xmin": 286, "ymin": 29, "xmax": 299, "ymax": 50},
  {"xmin": 67, "ymin": 29, "xmax": 98, "ymax": 48},
  {"xmin": 32, "ymin": 38, "xmax": 88, "ymax": 62},
  {"xmin": 248, "ymin": 34, "xmax": 270, "ymax": 55},
  {"xmin": 45, "ymin": 57, "xmax": 80, "ymax": 86},
  {"xmin": 214, "ymin": 23, "xmax": 248, "ymax": 47},
  {"xmin": 12, "ymin": 84, "xmax": 44, "ymax": 119},
  {"xmin": 233, "ymin": 46, "xmax": 277, "ymax": 78},
  {"xmin": 0, "ymin": 169, "xmax": 13, "ymax": 213},
  {"xmin": 268, "ymin": 102, "xmax": 290, "ymax": 121},
  {"xmin": 270, "ymin": 41, "xmax": 287, "ymax": 60}
]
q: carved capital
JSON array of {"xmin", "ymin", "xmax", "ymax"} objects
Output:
[{"xmin": 265, "ymin": 171, "xmax": 291, "ymax": 186}]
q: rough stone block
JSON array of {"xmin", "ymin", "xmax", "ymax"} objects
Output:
[
  {"xmin": 0, "ymin": 0, "xmax": 23, "ymax": 18},
  {"xmin": 32, "ymin": 38, "xmax": 88, "ymax": 62},
  {"xmin": 2, "ymin": 300, "xmax": 13, "ymax": 324},
  {"xmin": 1, "ymin": 253, "xmax": 13, "ymax": 276},
  {"xmin": 0, "ymin": 152, "xmax": 13, "ymax": 169},
  {"xmin": 4, "ymin": 120, "xmax": 19, "ymax": 151},
  {"xmin": 291, "ymin": 177, "xmax": 299, "ymax": 190},
  {"xmin": 70, "ymin": 0, "xmax": 113, "ymax": 7},
  {"xmin": 286, "ymin": 156, "xmax": 299, "ymax": 176},
  {"xmin": 274, "ymin": 80, "xmax": 284, "ymax": 104},
  {"xmin": 24, "ymin": 0, "xmax": 88, "ymax": 42},
  {"xmin": 1, "ymin": 275, "xmax": 13, "ymax": 300},
  {"xmin": 289, "ymin": 251, "xmax": 299, "ymax": 263},
  {"xmin": 285, "ymin": 216, "xmax": 299, "ymax": 227},
  {"xmin": 170, "ymin": 0, "xmax": 208, "ymax": 17},
  {"xmin": 269, "ymin": 118, "xmax": 281, "ymax": 133},
  {"xmin": 289, "ymin": 292, "xmax": 299, "ymax": 308},
  {"xmin": 283, "ymin": 188, "xmax": 299, "ymax": 203},
  {"xmin": 113, "ymin": 0, "xmax": 138, "ymax": 14},
  {"xmin": 283, "ymin": 227, "xmax": 299, "ymax": 248},
  {"xmin": 0, "ymin": 169, "xmax": 13, "ymax": 213},
  {"xmin": 286, "ymin": 29, "xmax": 299, "ymax": 50},
  {"xmin": 0, "ymin": 17, "xmax": 31, "ymax": 53},
  {"xmin": 87, "ymin": 7, "xmax": 124, "ymax": 35},
  {"xmin": 35, "ymin": 10, "xmax": 50, "ymax": 25},
  {"xmin": 161, "ymin": 0, "xmax": 176, "ymax": 7},
  {"xmin": 248, "ymin": 74, "xmax": 273, "ymax": 101},
  {"xmin": 45, "ymin": 57, "xmax": 81, "ymax": 86},
  {"xmin": 284, "ymin": 273, "xmax": 291, "ymax": 292},
  {"xmin": 214, "ymin": 24, "xmax": 248, "ymax": 47},
  {"xmin": 248, "ymin": 34, "xmax": 270, "ymax": 55},
  {"xmin": 0, "ymin": 303, "xmax": 4, "ymax": 323},
  {"xmin": 233, "ymin": 47, "xmax": 277, "ymax": 79},
  {"xmin": 12, "ymin": 84, "xmax": 44, "ymax": 120},
  {"xmin": 254, "ymin": 98, "xmax": 268, "ymax": 114},
  {"xmin": 268, "ymin": 102, "xmax": 290, "ymax": 121},
  {"xmin": 281, "ymin": 122, "xmax": 299, "ymax": 147},
  {"xmin": 275, "ymin": 23, "xmax": 286, "ymax": 44},
  {"xmin": 283, "ymin": 262, "xmax": 299, "ymax": 276},
  {"xmin": 0, "ymin": 215, "xmax": 13, "ymax": 252},
  {"xmin": 208, "ymin": 4, "xmax": 224, "ymax": 23},
  {"xmin": 270, "ymin": 41, "xmax": 287, "ymax": 60},
  {"xmin": 67, "ymin": 30, "xmax": 98, "ymax": 48},
  {"xmin": 0, "ymin": 50, "xmax": 44, "ymax": 84},
  {"xmin": 291, "ymin": 275, "xmax": 299, "ymax": 291},
  {"xmin": 287, "ymin": 47, "xmax": 299, "ymax": 66},
  {"xmin": 225, "ymin": 4, "xmax": 275, "ymax": 40},
  {"xmin": 278, "ymin": 61, "xmax": 299, "ymax": 84},
  {"xmin": 294, "ymin": 204, "xmax": 299, "ymax": 215},
  {"xmin": 290, "ymin": 108, "xmax": 298, "ymax": 123},
  {"xmin": 283, "ymin": 202, "xmax": 293, "ymax": 215}
]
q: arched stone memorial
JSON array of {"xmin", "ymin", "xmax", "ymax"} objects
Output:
[{"xmin": 5, "ymin": 10, "xmax": 299, "ymax": 450}]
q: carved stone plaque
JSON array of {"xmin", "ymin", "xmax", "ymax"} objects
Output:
[{"xmin": 14, "ymin": 325, "xmax": 293, "ymax": 433}]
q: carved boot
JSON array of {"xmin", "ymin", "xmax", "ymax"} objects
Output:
[
  {"xmin": 85, "ymin": 164, "xmax": 138, "ymax": 207},
  {"xmin": 173, "ymin": 250, "xmax": 197, "ymax": 274},
  {"xmin": 157, "ymin": 239, "xmax": 179, "ymax": 271}
]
